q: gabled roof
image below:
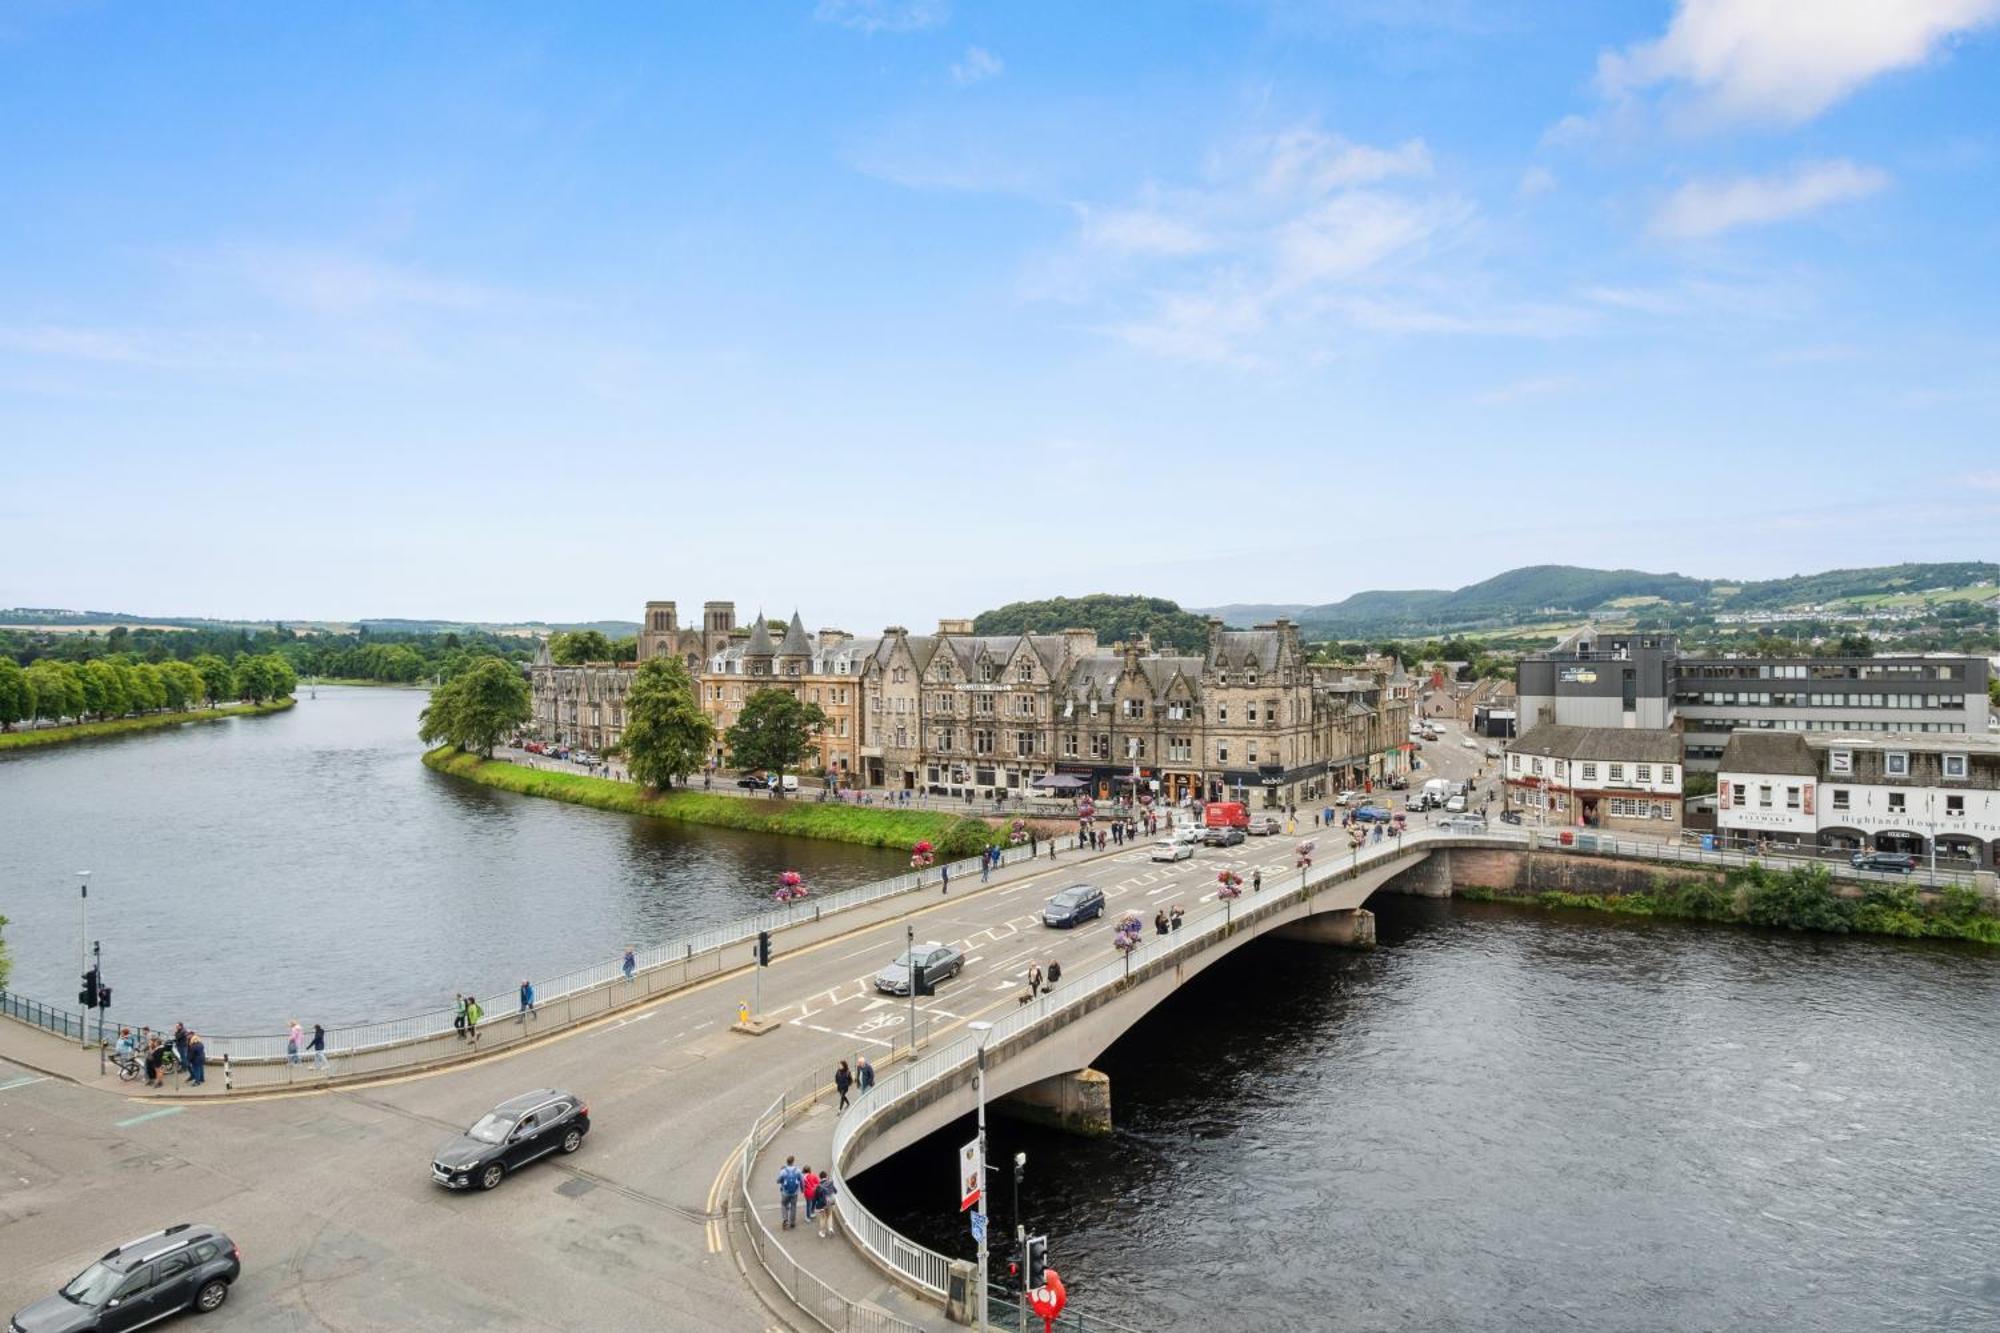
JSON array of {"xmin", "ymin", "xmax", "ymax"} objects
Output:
[
  {"xmin": 778, "ymin": 610, "xmax": 812, "ymax": 658},
  {"xmin": 1510, "ymin": 723, "xmax": 1683, "ymax": 765},
  {"xmin": 1207, "ymin": 629, "xmax": 1282, "ymax": 674},
  {"xmin": 1139, "ymin": 656, "xmax": 1203, "ymax": 698}
]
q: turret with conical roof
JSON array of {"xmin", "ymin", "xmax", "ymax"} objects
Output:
[{"xmin": 743, "ymin": 609, "xmax": 775, "ymax": 674}]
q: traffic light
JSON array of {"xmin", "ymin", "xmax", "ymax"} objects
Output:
[
  {"xmin": 756, "ymin": 931, "xmax": 772, "ymax": 967},
  {"xmin": 97, "ymin": 983, "xmax": 112, "ymax": 1009},
  {"xmin": 1025, "ymin": 1234, "xmax": 1048, "ymax": 1282},
  {"xmin": 912, "ymin": 962, "xmax": 934, "ymax": 997},
  {"xmin": 79, "ymin": 967, "xmax": 99, "ymax": 1009}
]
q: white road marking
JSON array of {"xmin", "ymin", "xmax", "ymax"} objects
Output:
[{"xmin": 964, "ymin": 955, "xmax": 984, "ymax": 964}]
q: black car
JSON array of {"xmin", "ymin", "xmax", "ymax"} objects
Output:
[
  {"xmin": 1499, "ymin": 809, "xmax": 1523, "ymax": 825},
  {"xmin": 735, "ymin": 774, "xmax": 767, "ymax": 789},
  {"xmin": 1202, "ymin": 826, "xmax": 1246, "ymax": 847},
  {"xmin": 10, "ymin": 1224, "xmax": 240, "ymax": 1332},
  {"xmin": 1043, "ymin": 884, "xmax": 1106, "ymax": 928},
  {"xmin": 432, "ymin": 1088, "xmax": 590, "ymax": 1191},
  {"xmin": 1851, "ymin": 851, "xmax": 1917, "ymax": 874}
]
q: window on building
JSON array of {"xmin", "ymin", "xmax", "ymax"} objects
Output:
[
  {"xmin": 1015, "ymin": 732, "xmax": 1034, "ymax": 756},
  {"xmin": 1828, "ymin": 748, "xmax": 1851, "ymax": 774},
  {"xmin": 1581, "ymin": 762, "xmax": 1597, "ymax": 782},
  {"xmin": 980, "ymin": 662, "xmax": 998, "ymax": 683},
  {"xmin": 1532, "ymin": 757, "xmax": 1544, "ymax": 776},
  {"xmin": 1758, "ymin": 785, "xmax": 1773, "ymax": 808},
  {"xmin": 1731, "ymin": 783, "xmax": 1746, "ymax": 805},
  {"xmin": 1662, "ymin": 765, "xmax": 1675, "ymax": 785},
  {"xmin": 1609, "ymin": 763, "xmax": 1625, "ymax": 782},
  {"xmin": 1887, "ymin": 791, "xmax": 1906, "ymax": 813},
  {"xmin": 1247, "ymin": 704, "xmax": 1259, "ymax": 722},
  {"xmin": 1168, "ymin": 736, "xmax": 1192, "ymax": 761},
  {"xmin": 1218, "ymin": 704, "xmax": 1229, "ymax": 723},
  {"xmin": 1831, "ymin": 789, "xmax": 1849, "ymax": 812},
  {"xmin": 1785, "ymin": 786, "xmax": 1800, "ymax": 810},
  {"xmin": 1885, "ymin": 751, "xmax": 1910, "ymax": 777},
  {"xmin": 973, "ymin": 729, "xmax": 995, "ymax": 754},
  {"xmin": 1247, "ymin": 741, "xmax": 1259, "ymax": 762},
  {"xmin": 1946, "ymin": 795, "xmax": 1965, "ymax": 816},
  {"xmin": 1217, "ymin": 741, "xmax": 1230, "ymax": 764},
  {"xmin": 895, "ymin": 726, "xmax": 908, "ymax": 748},
  {"xmin": 1943, "ymin": 753, "xmax": 1968, "ymax": 780},
  {"xmin": 1636, "ymin": 764, "xmax": 1652, "ymax": 783},
  {"xmin": 1017, "ymin": 661, "xmax": 1033, "ymax": 682}
]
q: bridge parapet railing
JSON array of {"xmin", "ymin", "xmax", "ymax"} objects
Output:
[
  {"xmin": 0, "ymin": 837, "xmax": 1059, "ymax": 1074},
  {"xmin": 825, "ymin": 829, "xmax": 1460, "ymax": 1308}
]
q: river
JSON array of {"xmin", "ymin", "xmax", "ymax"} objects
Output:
[
  {"xmin": 858, "ymin": 895, "xmax": 2000, "ymax": 1331},
  {"xmin": 0, "ymin": 685, "xmax": 902, "ymax": 1032}
]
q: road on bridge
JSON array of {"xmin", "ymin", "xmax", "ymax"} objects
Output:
[{"xmin": 0, "ymin": 827, "xmax": 1326, "ymax": 1332}]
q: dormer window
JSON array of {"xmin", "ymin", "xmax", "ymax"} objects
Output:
[{"xmin": 1884, "ymin": 751, "xmax": 1910, "ymax": 778}]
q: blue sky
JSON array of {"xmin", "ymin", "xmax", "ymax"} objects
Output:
[{"xmin": 3, "ymin": 1, "xmax": 1997, "ymax": 628}]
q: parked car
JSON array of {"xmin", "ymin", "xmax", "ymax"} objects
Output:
[
  {"xmin": 1247, "ymin": 815, "xmax": 1282, "ymax": 836},
  {"xmin": 1043, "ymin": 884, "xmax": 1107, "ymax": 928},
  {"xmin": 1485, "ymin": 745, "xmax": 1502, "ymax": 758},
  {"xmin": 1386, "ymin": 777, "xmax": 1409, "ymax": 790},
  {"xmin": 1445, "ymin": 795, "xmax": 1468, "ymax": 813},
  {"xmin": 1335, "ymin": 790, "xmax": 1360, "ymax": 806},
  {"xmin": 1150, "ymin": 839, "xmax": 1194, "ymax": 863},
  {"xmin": 432, "ymin": 1089, "xmax": 590, "ymax": 1192},
  {"xmin": 874, "ymin": 941, "xmax": 965, "ymax": 995},
  {"xmin": 1850, "ymin": 851, "xmax": 1917, "ymax": 874},
  {"xmin": 1439, "ymin": 815, "xmax": 1489, "ymax": 834},
  {"xmin": 1203, "ymin": 826, "xmax": 1246, "ymax": 847},
  {"xmin": 1460, "ymin": 737, "xmax": 1477, "ymax": 749},
  {"xmin": 1407, "ymin": 793, "xmax": 1436, "ymax": 813},
  {"xmin": 735, "ymin": 773, "xmax": 768, "ymax": 789},
  {"xmin": 10, "ymin": 1225, "xmax": 242, "ymax": 1331},
  {"xmin": 1499, "ymin": 809, "xmax": 1524, "ymax": 825}
]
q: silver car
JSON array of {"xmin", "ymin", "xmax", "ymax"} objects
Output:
[{"xmin": 874, "ymin": 941, "xmax": 964, "ymax": 995}]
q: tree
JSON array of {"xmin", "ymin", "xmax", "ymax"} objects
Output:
[
  {"xmin": 551, "ymin": 630, "xmax": 614, "ymax": 665},
  {"xmin": 79, "ymin": 659, "xmax": 128, "ymax": 719},
  {"xmin": 0, "ymin": 658, "xmax": 30, "ymax": 730},
  {"xmin": 619, "ymin": 657, "xmax": 714, "ymax": 790},
  {"xmin": 420, "ymin": 657, "xmax": 531, "ymax": 757},
  {"xmin": 234, "ymin": 655, "xmax": 278, "ymax": 703},
  {"xmin": 192, "ymin": 654, "xmax": 235, "ymax": 706},
  {"xmin": 26, "ymin": 659, "xmax": 83, "ymax": 722},
  {"xmin": 160, "ymin": 660, "xmax": 202, "ymax": 711},
  {"xmin": 723, "ymin": 689, "xmax": 826, "ymax": 797}
]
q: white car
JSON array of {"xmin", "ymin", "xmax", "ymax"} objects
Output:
[
  {"xmin": 1335, "ymin": 790, "xmax": 1360, "ymax": 806},
  {"xmin": 1445, "ymin": 795, "xmax": 1468, "ymax": 813},
  {"xmin": 1170, "ymin": 825, "xmax": 1204, "ymax": 846},
  {"xmin": 1439, "ymin": 815, "xmax": 1488, "ymax": 834},
  {"xmin": 1460, "ymin": 737, "xmax": 1477, "ymax": 749},
  {"xmin": 1485, "ymin": 745, "xmax": 1502, "ymax": 758},
  {"xmin": 1150, "ymin": 839, "xmax": 1194, "ymax": 862}
]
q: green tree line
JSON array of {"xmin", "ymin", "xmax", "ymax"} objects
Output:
[
  {"xmin": 0, "ymin": 651, "xmax": 298, "ymax": 730},
  {"xmin": 3, "ymin": 623, "xmax": 530, "ymax": 685}
]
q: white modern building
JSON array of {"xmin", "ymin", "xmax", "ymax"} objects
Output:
[
  {"xmin": 1503, "ymin": 724, "xmax": 1685, "ymax": 834},
  {"xmin": 1717, "ymin": 731, "xmax": 2000, "ymax": 871}
]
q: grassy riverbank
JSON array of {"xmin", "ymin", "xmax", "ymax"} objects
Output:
[
  {"xmin": 423, "ymin": 746, "xmax": 995, "ymax": 856},
  {"xmin": 1459, "ymin": 862, "xmax": 2000, "ymax": 946},
  {"xmin": 0, "ymin": 698, "xmax": 296, "ymax": 752}
]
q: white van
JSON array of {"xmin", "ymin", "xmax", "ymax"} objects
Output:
[{"xmin": 768, "ymin": 773, "xmax": 800, "ymax": 793}]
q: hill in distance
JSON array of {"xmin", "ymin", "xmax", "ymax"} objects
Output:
[{"xmin": 0, "ymin": 609, "xmax": 641, "ymax": 638}]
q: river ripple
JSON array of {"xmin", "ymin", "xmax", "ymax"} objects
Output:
[
  {"xmin": 860, "ymin": 895, "xmax": 2000, "ymax": 1331},
  {"xmin": 0, "ymin": 685, "xmax": 901, "ymax": 1032}
]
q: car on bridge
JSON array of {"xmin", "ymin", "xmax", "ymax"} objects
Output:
[
  {"xmin": 432, "ymin": 1088, "xmax": 590, "ymax": 1192},
  {"xmin": 1850, "ymin": 851, "xmax": 1917, "ymax": 874},
  {"xmin": 1247, "ymin": 815, "xmax": 1281, "ymax": 835},
  {"xmin": 875, "ymin": 941, "xmax": 965, "ymax": 995},
  {"xmin": 9, "ymin": 1223, "xmax": 241, "ymax": 1331},
  {"xmin": 1149, "ymin": 839, "xmax": 1194, "ymax": 862},
  {"xmin": 1203, "ymin": 826, "xmax": 1246, "ymax": 847},
  {"xmin": 1351, "ymin": 805, "xmax": 1394, "ymax": 824},
  {"xmin": 1043, "ymin": 884, "xmax": 1107, "ymax": 928},
  {"xmin": 1439, "ymin": 815, "xmax": 1488, "ymax": 834}
]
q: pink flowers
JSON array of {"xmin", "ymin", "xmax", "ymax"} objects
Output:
[
  {"xmin": 774, "ymin": 870, "xmax": 809, "ymax": 902},
  {"xmin": 911, "ymin": 839, "xmax": 935, "ymax": 869},
  {"xmin": 1217, "ymin": 870, "xmax": 1243, "ymax": 900}
]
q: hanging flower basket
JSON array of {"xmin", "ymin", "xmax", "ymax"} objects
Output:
[
  {"xmin": 774, "ymin": 870, "xmax": 809, "ymax": 902},
  {"xmin": 1216, "ymin": 870, "xmax": 1243, "ymax": 900},
  {"xmin": 910, "ymin": 840, "xmax": 935, "ymax": 869},
  {"xmin": 1009, "ymin": 818, "xmax": 1029, "ymax": 846}
]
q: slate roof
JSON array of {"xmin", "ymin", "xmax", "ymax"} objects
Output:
[
  {"xmin": 1718, "ymin": 731, "xmax": 1815, "ymax": 776},
  {"xmin": 1509, "ymin": 723, "xmax": 1683, "ymax": 765},
  {"xmin": 743, "ymin": 610, "xmax": 775, "ymax": 657},
  {"xmin": 1207, "ymin": 629, "xmax": 1282, "ymax": 673},
  {"xmin": 778, "ymin": 610, "xmax": 812, "ymax": 658}
]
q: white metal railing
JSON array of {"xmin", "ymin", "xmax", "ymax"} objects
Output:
[
  {"xmin": 7, "ymin": 837, "xmax": 1059, "ymax": 1071},
  {"xmin": 1536, "ymin": 828, "xmax": 1995, "ymax": 892},
  {"xmin": 824, "ymin": 827, "xmax": 1493, "ymax": 1303}
]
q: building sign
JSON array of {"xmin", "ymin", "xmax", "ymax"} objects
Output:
[
  {"xmin": 958, "ymin": 1138, "xmax": 982, "ymax": 1212},
  {"xmin": 1559, "ymin": 667, "xmax": 1598, "ymax": 684}
]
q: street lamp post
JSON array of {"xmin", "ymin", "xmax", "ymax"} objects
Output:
[
  {"xmin": 906, "ymin": 924, "xmax": 918, "ymax": 1054},
  {"xmin": 1013, "ymin": 1151, "xmax": 1028, "ymax": 1333},
  {"xmin": 76, "ymin": 871, "xmax": 91, "ymax": 1048},
  {"xmin": 968, "ymin": 1019, "xmax": 997, "ymax": 1333}
]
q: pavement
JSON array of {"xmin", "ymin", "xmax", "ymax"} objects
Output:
[{"xmin": 0, "ymin": 807, "xmax": 1334, "ymax": 1332}]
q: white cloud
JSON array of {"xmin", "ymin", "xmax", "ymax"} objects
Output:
[
  {"xmin": 1251, "ymin": 125, "xmax": 1432, "ymax": 196},
  {"xmin": 950, "ymin": 45, "xmax": 1002, "ymax": 86},
  {"xmin": 1597, "ymin": 0, "xmax": 2000, "ymax": 126},
  {"xmin": 1650, "ymin": 159, "xmax": 1890, "ymax": 238},
  {"xmin": 1274, "ymin": 191, "xmax": 1448, "ymax": 287},
  {"xmin": 1516, "ymin": 166, "xmax": 1557, "ymax": 198},
  {"xmin": 815, "ymin": 0, "xmax": 948, "ymax": 33},
  {"xmin": 1076, "ymin": 206, "xmax": 1213, "ymax": 258},
  {"xmin": 1475, "ymin": 374, "xmax": 1578, "ymax": 406}
]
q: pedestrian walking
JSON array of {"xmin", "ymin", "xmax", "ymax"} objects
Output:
[
  {"xmin": 835, "ymin": 1060, "xmax": 853, "ymax": 1110},
  {"xmin": 453, "ymin": 993, "xmax": 469, "ymax": 1041},
  {"xmin": 1026, "ymin": 963, "xmax": 1043, "ymax": 997},
  {"xmin": 981, "ymin": 848, "xmax": 992, "ymax": 883},
  {"xmin": 519, "ymin": 978, "xmax": 537, "ymax": 1022},
  {"xmin": 1253, "ymin": 868, "xmax": 1262, "ymax": 893},
  {"xmin": 173, "ymin": 1022, "xmax": 190, "ymax": 1067},
  {"xmin": 1045, "ymin": 959, "xmax": 1062, "ymax": 989},
  {"xmin": 1030, "ymin": 832, "xmax": 1039, "ymax": 857},
  {"xmin": 815, "ymin": 1172, "xmax": 840, "ymax": 1237},
  {"xmin": 622, "ymin": 947, "xmax": 637, "ymax": 981},
  {"xmin": 464, "ymin": 995, "xmax": 483, "ymax": 1045},
  {"xmin": 1170, "ymin": 904, "xmax": 1184, "ymax": 931},
  {"xmin": 287, "ymin": 1019, "xmax": 304, "ymax": 1066},
  {"xmin": 1154, "ymin": 910, "xmax": 1169, "ymax": 936},
  {"xmin": 777, "ymin": 1156, "xmax": 803, "ymax": 1229},
  {"xmin": 186, "ymin": 1033, "xmax": 206, "ymax": 1086},
  {"xmin": 856, "ymin": 1055, "xmax": 874, "ymax": 1093},
  {"xmin": 1048, "ymin": 839, "xmax": 1057, "ymax": 861},
  {"xmin": 941, "ymin": 863, "xmax": 950, "ymax": 895},
  {"xmin": 308, "ymin": 1023, "xmax": 328, "ymax": 1072},
  {"xmin": 802, "ymin": 1167, "xmax": 821, "ymax": 1223}
]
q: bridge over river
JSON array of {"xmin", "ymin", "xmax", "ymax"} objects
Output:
[{"xmin": 1, "ymin": 824, "xmax": 1987, "ymax": 1331}]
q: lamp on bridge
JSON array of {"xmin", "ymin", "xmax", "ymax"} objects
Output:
[{"xmin": 969, "ymin": 1019, "xmax": 995, "ymax": 1333}]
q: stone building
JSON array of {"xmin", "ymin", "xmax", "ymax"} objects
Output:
[
  {"xmin": 1503, "ymin": 723, "xmax": 1686, "ymax": 833},
  {"xmin": 528, "ymin": 638, "xmax": 636, "ymax": 753}
]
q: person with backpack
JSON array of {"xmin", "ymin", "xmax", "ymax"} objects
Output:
[
  {"xmin": 453, "ymin": 993, "xmax": 469, "ymax": 1041},
  {"xmin": 815, "ymin": 1172, "xmax": 840, "ymax": 1237},
  {"xmin": 776, "ymin": 1156, "xmax": 803, "ymax": 1229},
  {"xmin": 835, "ymin": 1060, "xmax": 853, "ymax": 1110},
  {"xmin": 463, "ymin": 995, "xmax": 483, "ymax": 1046}
]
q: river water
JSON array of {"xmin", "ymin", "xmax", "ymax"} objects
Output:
[
  {"xmin": 0, "ymin": 685, "xmax": 901, "ymax": 1032},
  {"xmin": 860, "ymin": 896, "xmax": 2000, "ymax": 1332}
]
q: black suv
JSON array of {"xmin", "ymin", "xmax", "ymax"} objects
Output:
[
  {"xmin": 1043, "ymin": 884, "xmax": 1106, "ymax": 928},
  {"xmin": 10, "ymin": 1223, "xmax": 240, "ymax": 1332},
  {"xmin": 432, "ymin": 1088, "xmax": 590, "ymax": 1191}
]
